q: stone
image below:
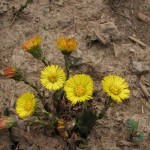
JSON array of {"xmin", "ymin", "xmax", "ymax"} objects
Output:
[
  {"xmin": 130, "ymin": 60, "xmax": 149, "ymax": 75},
  {"xmin": 100, "ymin": 22, "xmax": 121, "ymax": 40},
  {"xmin": 3, "ymin": 4, "xmax": 7, "ymax": 12},
  {"xmin": 58, "ymin": 0, "xmax": 64, "ymax": 6}
]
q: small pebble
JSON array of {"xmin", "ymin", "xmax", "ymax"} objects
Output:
[
  {"xmin": 3, "ymin": 4, "xmax": 8, "ymax": 12},
  {"xmin": 130, "ymin": 60, "xmax": 149, "ymax": 75},
  {"xmin": 58, "ymin": 0, "xmax": 64, "ymax": 6}
]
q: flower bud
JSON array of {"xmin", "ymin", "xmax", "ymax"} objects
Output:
[
  {"xmin": 57, "ymin": 119, "xmax": 68, "ymax": 138},
  {"xmin": 0, "ymin": 116, "xmax": 16, "ymax": 130},
  {"xmin": 22, "ymin": 35, "xmax": 42, "ymax": 59},
  {"xmin": 57, "ymin": 36, "xmax": 78, "ymax": 54},
  {"xmin": 3, "ymin": 67, "xmax": 22, "ymax": 81}
]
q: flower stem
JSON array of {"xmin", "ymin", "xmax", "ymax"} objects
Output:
[
  {"xmin": 82, "ymin": 100, "xmax": 88, "ymax": 113},
  {"xmin": 53, "ymin": 89, "xmax": 62, "ymax": 112},
  {"xmin": 98, "ymin": 98, "xmax": 113, "ymax": 119},
  {"xmin": 41, "ymin": 56, "xmax": 49, "ymax": 66},
  {"xmin": 26, "ymin": 119, "xmax": 52, "ymax": 127},
  {"xmin": 34, "ymin": 108, "xmax": 59, "ymax": 124},
  {"xmin": 21, "ymin": 77, "xmax": 46, "ymax": 107},
  {"xmin": 64, "ymin": 55, "xmax": 70, "ymax": 80}
]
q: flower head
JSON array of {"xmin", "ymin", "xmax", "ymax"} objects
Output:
[
  {"xmin": 0, "ymin": 117, "xmax": 16, "ymax": 130},
  {"xmin": 101, "ymin": 75, "xmax": 130, "ymax": 102},
  {"xmin": 40, "ymin": 65, "xmax": 66, "ymax": 91},
  {"xmin": 57, "ymin": 36, "xmax": 78, "ymax": 53},
  {"xmin": 3, "ymin": 67, "xmax": 22, "ymax": 80},
  {"xmin": 22, "ymin": 35, "xmax": 42, "ymax": 58},
  {"xmin": 64, "ymin": 74, "xmax": 94, "ymax": 105},
  {"xmin": 16, "ymin": 93, "xmax": 36, "ymax": 118}
]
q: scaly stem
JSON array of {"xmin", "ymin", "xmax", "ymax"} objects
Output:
[
  {"xmin": 64, "ymin": 55, "xmax": 70, "ymax": 80},
  {"xmin": 53, "ymin": 89, "xmax": 62, "ymax": 112},
  {"xmin": 34, "ymin": 108, "xmax": 59, "ymax": 124},
  {"xmin": 98, "ymin": 98, "xmax": 113, "ymax": 119},
  {"xmin": 21, "ymin": 77, "xmax": 45, "ymax": 107},
  {"xmin": 41, "ymin": 56, "xmax": 49, "ymax": 67},
  {"xmin": 82, "ymin": 100, "xmax": 88, "ymax": 113}
]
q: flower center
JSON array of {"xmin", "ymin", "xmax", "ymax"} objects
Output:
[
  {"xmin": 74, "ymin": 85, "xmax": 85, "ymax": 97},
  {"xmin": 24, "ymin": 101, "xmax": 32, "ymax": 111},
  {"xmin": 49, "ymin": 73, "xmax": 58, "ymax": 83},
  {"xmin": 110, "ymin": 85, "xmax": 121, "ymax": 95}
]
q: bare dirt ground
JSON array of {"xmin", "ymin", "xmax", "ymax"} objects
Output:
[{"xmin": 0, "ymin": 0, "xmax": 150, "ymax": 149}]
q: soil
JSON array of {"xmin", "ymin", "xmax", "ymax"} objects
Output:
[{"xmin": 0, "ymin": 0, "xmax": 150, "ymax": 149}]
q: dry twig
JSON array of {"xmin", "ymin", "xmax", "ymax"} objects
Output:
[
  {"xmin": 10, "ymin": 0, "xmax": 33, "ymax": 26},
  {"xmin": 128, "ymin": 36, "xmax": 147, "ymax": 48},
  {"xmin": 113, "ymin": 42, "xmax": 118, "ymax": 57},
  {"xmin": 139, "ymin": 82, "xmax": 150, "ymax": 99},
  {"xmin": 138, "ymin": 13, "xmax": 150, "ymax": 24}
]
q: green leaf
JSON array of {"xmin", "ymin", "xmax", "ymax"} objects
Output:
[
  {"xmin": 135, "ymin": 134, "xmax": 145, "ymax": 142},
  {"xmin": 86, "ymin": 38, "xmax": 97, "ymax": 44},
  {"xmin": 125, "ymin": 119, "xmax": 138, "ymax": 131},
  {"xmin": 86, "ymin": 38, "xmax": 91, "ymax": 43},
  {"xmin": 78, "ymin": 110, "xmax": 97, "ymax": 134},
  {"xmin": 90, "ymin": 38, "xmax": 97, "ymax": 41},
  {"xmin": 79, "ymin": 141, "xmax": 88, "ymax": 149}
]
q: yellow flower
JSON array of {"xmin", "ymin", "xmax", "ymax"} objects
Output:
[
  {"xmin": 57, "ymin": 36, "xmax": 78, "ymax": 52},
  {"xmin": 40, "ymin": 65, "xmax": 66, "ymax": 91},
  {"xmin": 101, "ymin": 75, "xmax": 130, "ymax": 103},
  {"xmin": 22, "ymin": 35, "xmax": 42, "ymax": 58},
  {"xmin": 64, "ymin": 74, "xmax": 94, "ymax": 105},
  {"xmin": 16, "ymin": 93, "xmax": 36, "ymax": 118}
]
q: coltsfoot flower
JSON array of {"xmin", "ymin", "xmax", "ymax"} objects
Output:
[
  {"xmin": 40, "ymin": 65, "xmax": 66, "ymax": 91},
  {"xmin": 64, "ymin": 74, "xmax": 94, "ymax": 105},
  {"xmin": 57, "ymin": 36, "xmax": 78, "ymax": 53},
  {"xmin": 16, "ymin": 93, "xmax": 36, "ymax": 118},
  {"xmin": 22, "ymin": 35, "xmax": 42, "ymax": 58},
  {"xmin": 101, "ymin": 75, "xmax": 130, "ymax": 102},
  {"xmin": 0, "ymin": 117, "xmax": 16, "ymax": 130},
  {"xmin": 3, "ymin": 67, "xmax": 22, "ymax": 80}
]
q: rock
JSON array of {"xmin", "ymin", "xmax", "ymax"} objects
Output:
[
  {"xmin": 124, "ymin": 9, "xmax": 130, "ymax": 18},
  {"xmin": 100, "ymin": 22, "xmax": 121, "ymax": 40},
  {"xmin": 0, "ymin": 70, "xmax": 4, "ymax": 75},
  {"xmin": 3, "ymin": 4, "xmax": 8, "ymax": 12},
  {"xmin": 126, "ymin": 20, "xmax": 132, "ymax": 27},
  {"xmin": 88, "ymin": 21, "xmax": 121, "ymax": 45},
  {"xmin": 130, "ymin": 60, "xmax": 149, "ymax": 75},
  {"xmin": 129, "ymin": 47, "xmax": 135, "ymax": 53},
  {"xmin": 58, "ymin": 0, "xmax": 64, "ymax": 6},
  {"xmin": 94, "ymin": 30, "xmax": 110, "ymax": 45}
]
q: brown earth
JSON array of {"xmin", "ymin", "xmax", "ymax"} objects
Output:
[{"xmin": 0, "ymin": 0, "xmax": 150, "ymax": 149}]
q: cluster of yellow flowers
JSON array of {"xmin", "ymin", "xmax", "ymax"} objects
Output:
[{"xmin": 3, "ymin": 35, "xmax": 130, "ymax": 119}]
